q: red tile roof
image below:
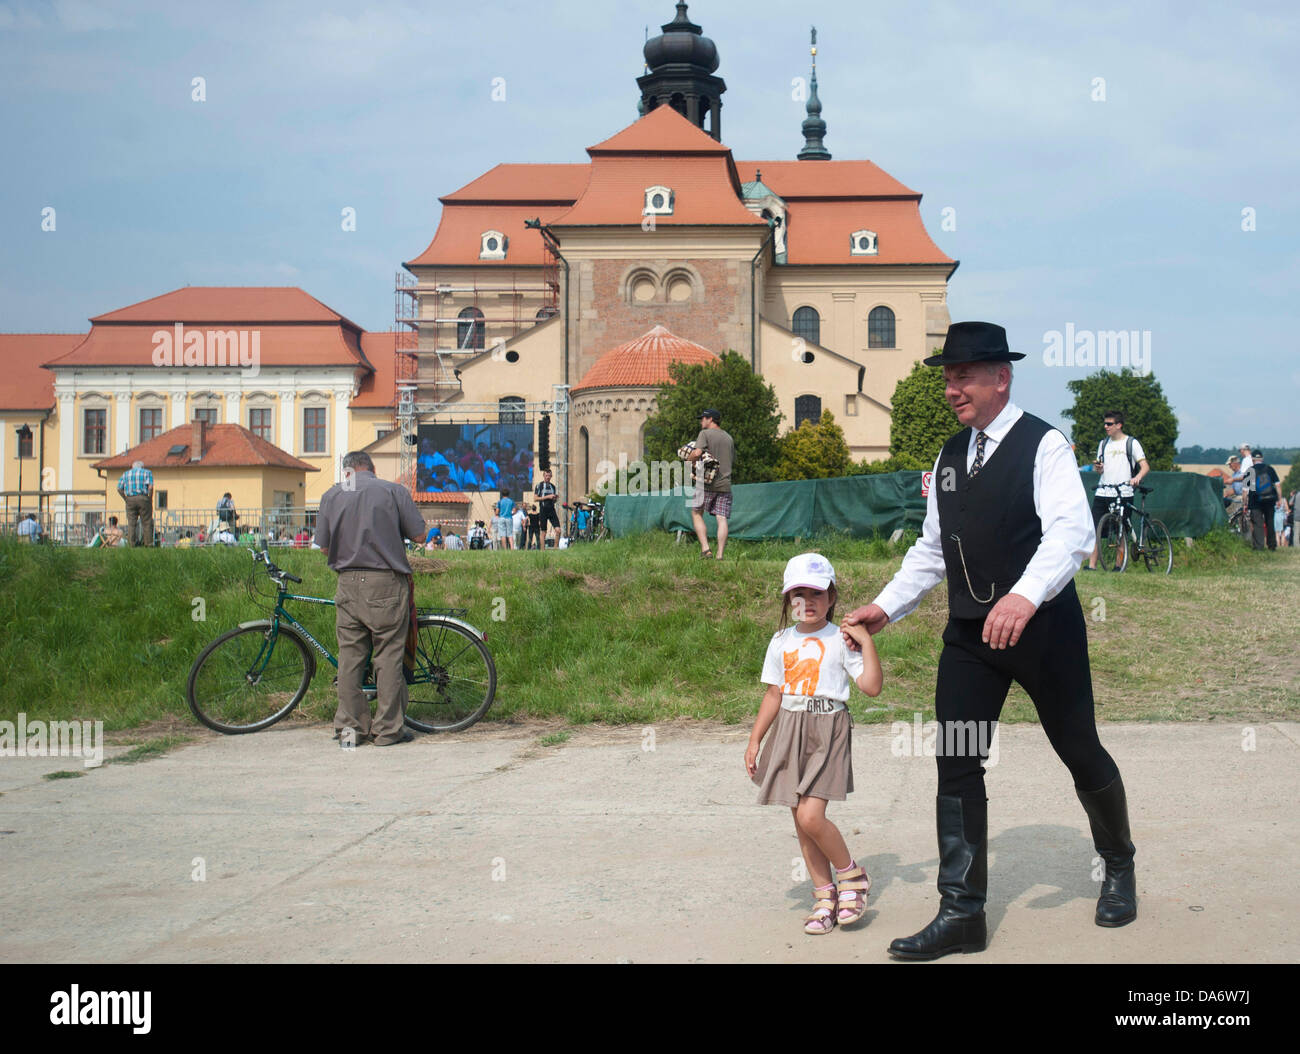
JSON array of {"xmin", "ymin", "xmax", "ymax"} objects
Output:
[
  {"xmin": 405, "ymin": 205, "xmax": 571, "ymax": 268},
  {"xmin": 441, "ymin": 163, "xmax": 591, "ymax": 204},
  {"xmin": 353, "ymin": 332, "xmax": 399, "ymax": 408},
  {"xmin": 554, "ymin": 155, "xmax": 764, "ymax": 228},
  {"xmin": 405, "ymin": 111, "xmax": 953, "ymax": 264},
  {"xmin": 737, "ymin": 160, "xmax": 919, "ymax": 199},
  {"xmin": 413, "ymin": 491, "xmax": 472, "ymax": 504},
  {"xmin": 573, "ymin": 325, "xmax": 718, "ymax": 392},
  {"xmin": 0, "ymin": 335, "xmax": 84, "ymax": 410},
  {"xmin": 43, "ymin": 321, "xmax": 370, "ymax": 369},
  {"xmin": 782, "ymin": 199, "xmax": 955, "ymax": 266},
  {"xmin": 587, "ymin": 105, "xmax": 732, "ymax": 156},
  {"xmin": 90, "ymin": 286, "xmax": 362, "ymax": 328},
  {"xmin": 93, "ymin": 423, "xmax": 318, "ymax": 471}
]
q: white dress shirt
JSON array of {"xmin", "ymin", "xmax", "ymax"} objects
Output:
[{"xmin": 873, "ymin": 402, "xmax": 1096, "ymax": 622}]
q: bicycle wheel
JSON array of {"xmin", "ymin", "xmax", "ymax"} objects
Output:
[
  {"xmin": 1142, "ymin": 518, "xmax": 1173, "ymax": 575},
  {"xmin": 404, "ymin": 616, "xmax": 496, "ymax": 733},
  {"xmin": 1097, "ymin": 513, "xmax": 1128, "ymax": 572},
  {"xmin": 187, "ymin": 622, "xmax": 314, "ymax": 733}
]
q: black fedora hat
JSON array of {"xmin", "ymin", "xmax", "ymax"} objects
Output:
[{"xmin": 923, "ymin": 321, "xmax": 1025, "ymax": 366}]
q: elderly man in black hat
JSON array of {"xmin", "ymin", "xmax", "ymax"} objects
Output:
[{"xmin": 844, "ymin": 321, "xmax": 1137, "ymax": 960}]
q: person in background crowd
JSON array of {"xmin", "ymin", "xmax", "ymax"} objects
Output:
[
  {"xmin": 217, "ymin": 492, "xmax": 237, "ymax": 527},
  {"xmin": 1245, "ymin": 449, "xmax": 1281, "ymax": 550},
  {"xmin": 534, "ymin": 468, "xmax": 560, "ymax": 548},
  {"xmin": 494, "ymin": 489, "xmax": 515, "ymax": 550},
  {"xmin": 101, "ymin": 516, "xmax": 125, "ymax": 547},
  {"xmin": 1085, "ymin": 411, "xmax": 1148, "ymax": 570},
  {"xmin": 686, "ymin": 408, "xmax": 734, "ymax": 561},
  {"xmin": 444, "ymin": 531, "xmax": 464, "ymax": 551},
  {"xmin": 512, "ymin": 503, "xmax": 525, "ymax": 550},
  {"xmin": 175, "ymin": 531, "xmax": 194, "ymax": 549},
  {"xmin": 117, "ymin": 459, "xmax": 154, "ymax": 547},
  {"xmin": 294, "ymin": 526, "xmax": 311, "ymax": 548},
  {"xmin": 16, "ymin": 513, "xmax": 42, "ymax": 542},
  {"xmin": 1223, "ymin": 455, "xmax": 1245, "ymax": 512}
]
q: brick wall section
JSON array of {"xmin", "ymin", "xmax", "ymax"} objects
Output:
[{"xmin": 574, "ymin": 257, "xmax": 751, "ymax": 381}]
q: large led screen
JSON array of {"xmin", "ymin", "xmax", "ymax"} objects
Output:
[{"xmin": 415, "ymin": 422, "xmax": 535, "ymax": 496}]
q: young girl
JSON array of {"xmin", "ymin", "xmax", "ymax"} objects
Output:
[{"xmin": 745, "ymin": 552, "xmax": 883, "ymax": 935}]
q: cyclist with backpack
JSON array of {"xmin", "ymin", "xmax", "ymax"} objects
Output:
[{"xmin": 1086, "ymin": 411, "xmax": 1149, "ymax": 570}]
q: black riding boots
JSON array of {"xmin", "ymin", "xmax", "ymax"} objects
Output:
[
  {"xmin": 888, "ymin": 795, "xmax": 988, "ymax": 960},
  {"xmin": 1076, "ymin": 774, "xmax": 1138, "ymax": 927}
]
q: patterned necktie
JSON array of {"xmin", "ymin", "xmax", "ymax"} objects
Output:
[{"xmin": 970, "ymin": 431, "xmax": 989, "ymax": 477}]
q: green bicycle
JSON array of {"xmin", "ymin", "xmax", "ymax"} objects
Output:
[
  {"xmin": 186, "ymin": 548, "xmax": 496, "ymax": 734},
  {"xmin": 1096, "ymin": 485, "xmax": 1173, "ymax": 575}
]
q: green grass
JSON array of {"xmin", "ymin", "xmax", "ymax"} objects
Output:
[
  {"xmin": 538, "ymin": 731, "xmax": 571, "ymax": 746},
  {"xmin": 1, "ymin": 531, "xmax": 1295, "ymax": 732},
  {"xmin": 42, "ymin": 770, "xmax": 84, "ymax": 780}
]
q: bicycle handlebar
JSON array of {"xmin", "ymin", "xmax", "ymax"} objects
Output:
[{"xmin": 248, "ymin": 548, "xmax": 303, "ymax": 584}]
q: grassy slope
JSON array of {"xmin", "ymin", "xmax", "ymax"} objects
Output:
[{"xmin": 0, "ymin": 531, "xmax": 1295, "ymax": 732}]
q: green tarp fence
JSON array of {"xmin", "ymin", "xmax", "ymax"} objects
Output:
[{"xmin": 604, "ymin": 470, "xmax": 1226, "ymax": 540}]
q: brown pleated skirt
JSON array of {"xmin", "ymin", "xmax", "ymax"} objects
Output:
[{"xmin": 752, "ymin": 707, "xmax": 853, "ymax": 806}]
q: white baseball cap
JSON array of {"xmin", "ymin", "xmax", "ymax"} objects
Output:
[{"xmin": 782, "ymin": 552, "xmax": 836, "ymax": 594}]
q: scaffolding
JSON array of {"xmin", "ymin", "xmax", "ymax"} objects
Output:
[{"xmin": 393, "ymin": 250, "xmax": 564, "ymax": 497}]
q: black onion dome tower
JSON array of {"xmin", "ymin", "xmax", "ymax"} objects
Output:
[
  {"xmin": 797, "ymin": 26, "xmax": 831, "ymax": 160},
  {"xmin": 637, "ymin": 2, "xmax": 726, "ymax": 140}
]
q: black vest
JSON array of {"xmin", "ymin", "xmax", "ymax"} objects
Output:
[{"xmin": 936, "ymin": 413, "xmax": 1076, "ymax": 619}]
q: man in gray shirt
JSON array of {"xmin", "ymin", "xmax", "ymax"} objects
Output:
[
  {"xmin": 315, "ymin": 451, "xmax": 428, "ymax": 746},
  {"xmin": 686, "ymin": 408, "xmax": 734, "ymax": 561}
]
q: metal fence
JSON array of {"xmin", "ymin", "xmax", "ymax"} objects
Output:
[{"xmin": 1, "ymin": 505, "xmax": 473, "ymax": 548}]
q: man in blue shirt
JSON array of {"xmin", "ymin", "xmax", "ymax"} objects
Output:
[{"xmin": 117, "ymin": 460, "xmax": 154, "ymax": 547}]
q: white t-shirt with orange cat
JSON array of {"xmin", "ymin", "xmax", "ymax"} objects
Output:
[{"xmin": 761, "ymin": 622, "xmax": 865, "ymax": 714}]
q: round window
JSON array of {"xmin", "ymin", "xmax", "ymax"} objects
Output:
[
  {"xmin": 505, "ymin": 350, "xmax": 519, "ymax": 363},
  {"xmin": 856, "ymin": 236, "xmax": 868, "ymax": 251},
  {"xmin": 651, "ymin": 193, "xmax": 666, "ymax": 209},
  {"xmin": 486, "ymin": 237, "xmax": 499, "ymax": 252}
]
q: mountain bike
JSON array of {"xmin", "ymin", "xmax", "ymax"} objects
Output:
[
  {"xmin": 562, "ymin": 500, "xmax": 609, "ymax": 543},
  {"xmin": 1096, "ymin": 485, "xmax": 1173, "ymax": 574},
  {"xmin": 187, "ymin": 549, "xmax": 495, "ymax": 734}
]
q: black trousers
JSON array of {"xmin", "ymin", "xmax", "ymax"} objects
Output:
[{"xmin": 935, "ymin": 593, "xmax": 1119, "ymax": 799}]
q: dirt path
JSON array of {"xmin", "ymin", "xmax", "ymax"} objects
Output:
[{"xmin": 1, "ymin": 720, "xmax": 1295, "ymax": 963}]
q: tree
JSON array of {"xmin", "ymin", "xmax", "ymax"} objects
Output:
[
  {"xmin": 889, "ymin": 359, "xmax": 959, "ymax": 464},
  {"xmin": 1062, "ymin": 368, "xmax": 1179, "ymax": 470},
  {"xmin": 774, "ymin": 410, "xmax": 852, "ymax": 480},
  {"xmin": 644, "ymin": 350, "xmax": 783, "ymax": 484}
]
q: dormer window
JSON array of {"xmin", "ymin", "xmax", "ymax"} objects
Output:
[
  {"xmin": 850, "ymin": 229, "xmax": 878, "ymax": 256},
  {"xmin": 644, "ymin": 185, "xmax": 674, "ymax": 216},
  {"xmin": 480, "ymin": 230, "xmax": 508, "ymax": 259}
]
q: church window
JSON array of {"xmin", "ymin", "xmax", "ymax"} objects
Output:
[
  {"xmin": 643, "ymin": 185, "xmax": 674, "ymax": 216},
  {"xmin": 479, "ymin": 231, "xmax": 508, "ymax": 260},
  {"xmin": 850, "ymin": 229, "xmax": 878, "ymax": 255},
  {"xmin": 795, "ymin": 395, "xmax": 822, "ymax": 428},
  {"xmin": 868, "ymin": 306, "xmax": 896, "ymax": 348},
  {"xmin": 792, "ymin": 306, "xmax": 820, "ymax": 347},
  {"xmin": 458, "ymin": 307, "xmax": 485, "ymax": 350}
]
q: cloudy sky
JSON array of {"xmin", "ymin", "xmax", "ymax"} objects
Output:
[{"xmin": 2, "ymin": 0, "xmax": 1296, "ymax": 447}]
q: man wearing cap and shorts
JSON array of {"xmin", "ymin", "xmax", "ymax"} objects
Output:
[
  {"xmin": 686, "ymin": 408, "xmax": 734, "ymax": 561},
  {"xmin": 843, "ymin": 321, "xmax": 1138, "ymax": 960}
]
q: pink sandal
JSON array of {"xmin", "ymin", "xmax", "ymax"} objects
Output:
[
  {"xmin": 804, "ymin": 885, "xmax": 838, "ymax": 935},
  {"xmin": 835, "ymin": 865, "xmax": 871, "ymax": 925}
]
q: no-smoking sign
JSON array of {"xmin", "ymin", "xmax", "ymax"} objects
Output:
[{"xmin": 921, "ymin": 470, "xmax": 933, "ymax": 497}]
